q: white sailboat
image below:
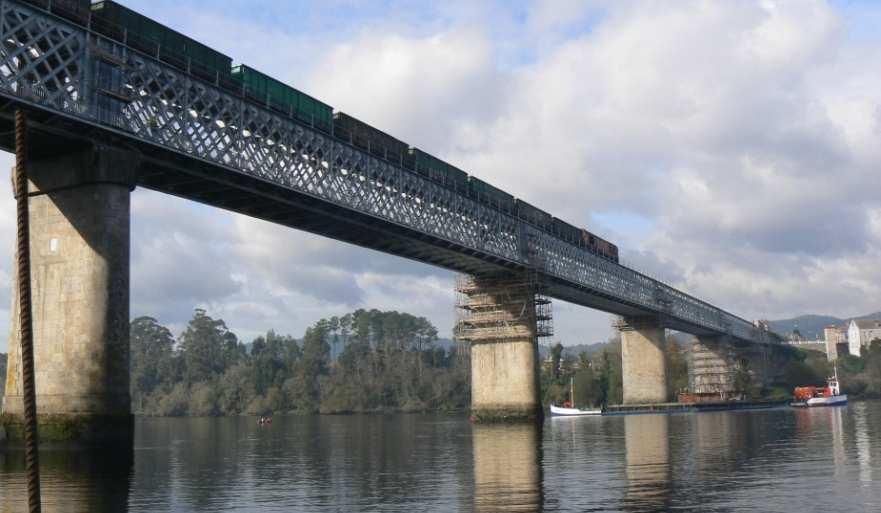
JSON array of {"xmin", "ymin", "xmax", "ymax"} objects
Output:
[{"xmin": 550, "ymin": 377, "xmax": 602, "ymax": 416}]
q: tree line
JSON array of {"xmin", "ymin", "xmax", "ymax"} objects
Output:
[
  {"xmin": 3, "ymin": 321, "xmax": 881, "ymax": 414},
  {"xmin": 759, "ymin": 339, "xmax": 881, "ymax": 399},
  {"xmin": 540, "ymin": 335, "xmax": 881, "ymax": 408},
  {"xmin": 540, "ymin": 335, "xmax": 685, "ymax": 407},
  {"xmin": 825, "ymin": 340, "xmax": 881, "ymax": 397},
  {"xmin": 130, "ymin": 308, "xmax": 470, "ymax": 416}
]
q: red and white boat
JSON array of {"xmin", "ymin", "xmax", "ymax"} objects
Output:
[{"xmin": 792, "ymin": 368, "xmax": 847, "ymax": 407}]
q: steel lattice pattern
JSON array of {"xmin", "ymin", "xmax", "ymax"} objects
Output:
[{"xmin": 0, "ymin": 0, "xmax": 777, "ymax": 345}]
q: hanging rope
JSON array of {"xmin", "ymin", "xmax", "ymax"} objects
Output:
[{"xmin": 14, "ymin": 109, "xmax": 42, "ymax": 513}]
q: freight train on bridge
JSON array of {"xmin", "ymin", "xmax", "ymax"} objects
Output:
[{"xmin": 25, "ymin": 0, "xmax": 621, "ymax": 262}]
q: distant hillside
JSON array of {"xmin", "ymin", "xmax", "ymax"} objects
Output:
[
  {"xmin": 769, "ymin": 315, "xmax": 843, "ymax": 339},
  {"xmin": 769, "ymin": 311, "xmax": 881, "ymax": 339}
]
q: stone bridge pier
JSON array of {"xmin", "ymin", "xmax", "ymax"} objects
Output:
[
  {"xmin": 689, "ymin": 337, "xmax": 796, "ymax": 398},
  {"xmin": 2, "ymin": 146, "xmax": 136, "ymax": 444},
  {"xmin": 618, "ymin": 316, "xmax": 668, "ymax": 405},
  {"xmin": 456, "ymin": 274, "xmax": 548, "ymax": 422},
  {"xmin": 688, "ymin": 336, "xmax": 744, "ymax": 399}
]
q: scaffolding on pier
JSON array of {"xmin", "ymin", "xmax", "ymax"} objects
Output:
[
  {"xmin": 454, "ymin": 270, "xmax": 553, "ymax": 343},
  {"xmin": 688, "ymin": 339, "xmax": 741, "ymax": 397}
]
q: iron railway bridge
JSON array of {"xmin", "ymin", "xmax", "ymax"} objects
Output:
[{"xmin": 0, "ymin": 0, "xmax": 781, "ymax": 345}]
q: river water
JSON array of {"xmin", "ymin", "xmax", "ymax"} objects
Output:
[{"xmin": 2, "ymin": 402, "xmax": 880, "ymax": 512}]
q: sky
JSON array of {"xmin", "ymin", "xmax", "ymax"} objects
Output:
[{"xmin": 3, "ymin": 0, "xmax": 881, "ymax": 350}]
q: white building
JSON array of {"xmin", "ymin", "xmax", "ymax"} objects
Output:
[{"xmin": 847, "ymin": 319, "xmax": 881, "ymax": 356}]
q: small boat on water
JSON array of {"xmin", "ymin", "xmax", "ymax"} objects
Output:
[
  {"xmin": 550, "ymin": 404, "xmax": 602, "ymax": 416},
  {"xmin": 550, "ymin": 377, "xmax": 602, "ymax": 416},
  {"xmin": 791, "ymin": 367, "xmax": 847, "ymax": 407}
]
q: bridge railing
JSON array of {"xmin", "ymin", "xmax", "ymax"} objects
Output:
[{"xmin": 0, "ymin": 0, "xmax": 777, "ymax": 344}]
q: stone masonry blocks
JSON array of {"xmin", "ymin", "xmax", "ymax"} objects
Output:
[
  {"xmin": 689, "ymin": 336, "xmax": 740, "ymax": 396},
  {"xmin": 3, "ymin": 147, "xmax": 135, "ymax": 443},
  {"xmin": 470, "ymin": 338, "xmax": 540, "ymax": 420},
  {"xmin": 619, "ymin": 317, "xmax": 668, "ymax": 405},
  {"xmin": 461, "ymin": 275, "xmax": 542, "ymax": 421}
]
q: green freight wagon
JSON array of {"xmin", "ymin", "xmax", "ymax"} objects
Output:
[
  {"xmin": 408, "ymin": 149, "xmax": 468, "ymax": 191},
  {"xmin": 467, "ymin": 177, "xmax": 515, "ymax": 213},
  {"xmin": 22, "ymin": 0, "xmax": 90, "ymax": 24},
  {"xmin": 516, "ymin": 200, "xmax": 553, "ymax": 231},
  {"xmin": 551, "ymin": 217, "xmax": 581, "ymax": 245},
  {"xmin": 408, "ymin": 148, "xmax": 443, "ymax": 180},
  {"xmin": 296, "ymin": 90, "xmax": 333, "ymax": 133},
  {"xmin": 230, "ymin": 65, "xmax": 332, "ymax": 133},
  {"xmin": 91, "ymin": 1, "xmax": 232, "ymax": 83},
  {"xmin": 231, "ymin": 65, "xmax": 292, "ymax": 113},
  {"xmin": 333, "ymin": 112, "xmax": 409, "ymax": 164},
  {"xmin": 446, "ymin": 164, "xmax": 468, "ymax": 192}
]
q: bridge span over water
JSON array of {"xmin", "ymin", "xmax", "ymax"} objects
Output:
[{"xmin": 0, "ymin": 0, "xmax": 787, "ymax": 437}]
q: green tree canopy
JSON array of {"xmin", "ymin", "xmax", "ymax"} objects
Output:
[{"xmin": 179, "ymin": 308, "xmax": 241, "ymax": 385}]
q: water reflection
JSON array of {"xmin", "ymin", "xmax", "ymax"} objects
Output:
[
  {"xmin": 853, "ymin": 403, "xmax": 873, "ymax": 485},
  {"xmin": 829, "ymin": 406, "xmax": 846, "ymax": 478},
  {"xmin": 130, "ymin": 415, "xmax": 473, "ymax": 511},
  {"xmin": 623, "ymin": 415, "xmax": 670, "ymax": 512},
  {"xmin": 472, "ymin": 422, "xmax": 543, "ymax": 512},
  {"xmin": 2, "ymin": 406, "xmax": 881, "ymax": 512},
  {"xmin": 694, "ymin": 411, "xmax": 736, "ymax": 476},
  {"xmin": 0, "ymin": 446, "xmax": 133, "ymax": 513},
  {"xmin": 792, "ymin": 406, "xmax": 849, "ymax": 479}
]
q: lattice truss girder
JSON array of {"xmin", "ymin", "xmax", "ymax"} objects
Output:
[{"xmin": 0, "ymin": 0, "xmax": 776, "ymax": 345}]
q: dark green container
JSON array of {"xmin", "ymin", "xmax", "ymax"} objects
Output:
[
  {"xmin": 409, "ymin": 149, "xmax": 445, "ymax": 181},
  {"xmin": 468, "ymin": 177, "xmax": 514, "ymax": 212},
  {"xmin": 22, "ymin": 0, "xmax": 90, "ymax": 25},
  {"xmin": 516, "ymin": 200, "xmax": 553, "ymax": 230},
  {"xmin": 552, "ymin": 217, "xmax": 580, "ymax": 244},
  {"xmin": 231, "ymin": 65, "xmax": 332, "ymax": 133},
  {"xmin": 91, "ymin": 1, "xmax": 232, "ymax": 82},
  {"xmin": 297, "ymin": 93, "xmax": 333, "ymax": 134},
  {"xmin": 408, "ymin": 149, "xmax": 470, "ymax": 191},
  {"xmin": 231, "ymin": 64, "xmax": 291, "ymax": 111},
  {"xmin": 446, "ymin": 164, "xmax": 468, "ymax": 192},
  {"xmin": 333, "ymin": 112, "xmax": 408, "ymax": 163}
]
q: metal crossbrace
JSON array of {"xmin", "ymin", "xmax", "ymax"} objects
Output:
[{"xmin": 0, "ymin": 0, "xmax": 779, "ymax": 345}]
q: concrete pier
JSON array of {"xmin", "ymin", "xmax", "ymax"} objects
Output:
[
  {"xmin": 618, "ymin": 317, "xmax": 667, "ymax": 405},
  {"xmin": 2, "ymin": 146, "xmax": 136, "ymax": 444},
  {"xmin": 689, "ymin": 336, "xmax": 741, "ymax": 398},
  {"xmin": 456, "ymin": 274, "xmax": 546, "ymax": 422}
]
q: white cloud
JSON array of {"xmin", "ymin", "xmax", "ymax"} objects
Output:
[{"xmin": 304, "ymin": 27, "xmax": 506, "ymax": 153}]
